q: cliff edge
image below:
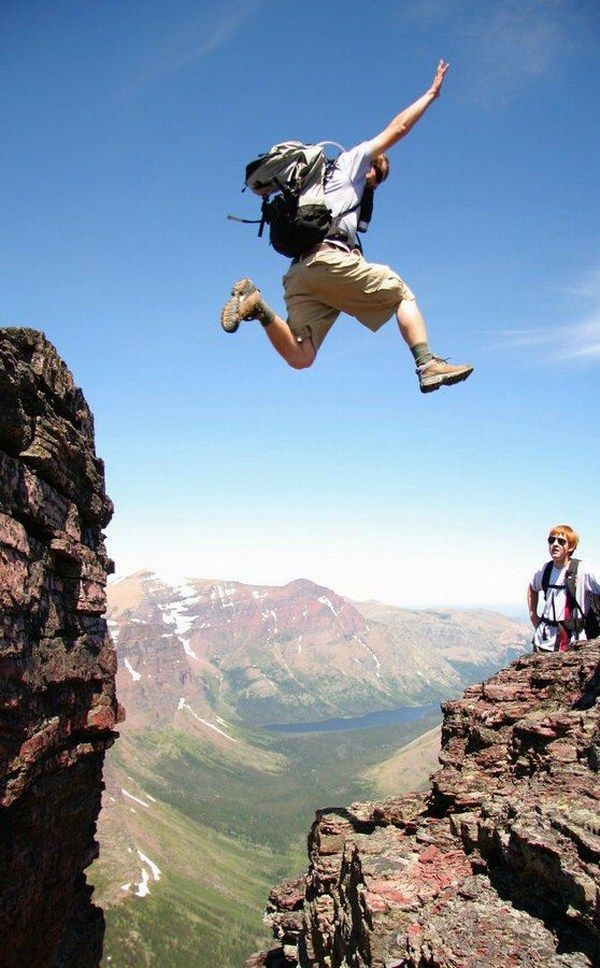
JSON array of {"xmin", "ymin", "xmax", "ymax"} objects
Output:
[
  {"xmin": 0, "ymin": 329, "xmax": 121, "ymax": 967},
  {"xmin": 249, "ymin": 642, "xmax": 600, "ymax": 967}
]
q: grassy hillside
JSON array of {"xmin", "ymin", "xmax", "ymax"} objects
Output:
[
  {"xmin": 363, "ymin": 725, "xmax": 442, "ymax": 797},
  {"xmin": 97, "ymin": 799, "xmax": 280, "ymax": 966}
]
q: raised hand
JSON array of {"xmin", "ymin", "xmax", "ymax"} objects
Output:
[{"xmin": 430, "ymin": 59, "xmax": 449, "ymax": 98}]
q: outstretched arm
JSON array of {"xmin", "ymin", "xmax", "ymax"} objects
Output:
[{"xmin": 369, "ymin": 60, "xmax": 449, "ymax": 157}]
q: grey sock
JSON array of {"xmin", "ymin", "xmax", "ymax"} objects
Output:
[
  {"xmin": 411, "ymin": 342, "xmax": 433, "ymax": 367},
  {"xmin": 255, "ymin": 300, "xmax": 275, "ymax": 327}
]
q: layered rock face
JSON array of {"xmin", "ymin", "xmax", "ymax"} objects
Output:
[
  {"xmin": 0, "ymin": 330, "xmax": 121, "ymax": 967},
  {"xmin": 251, "ymin": 642, "xmax": 600, "ymax": 967}
]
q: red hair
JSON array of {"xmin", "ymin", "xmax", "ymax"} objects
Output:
[{"xmin": 549, "ymin": 524, "xmax": 579, "ymax": 552}]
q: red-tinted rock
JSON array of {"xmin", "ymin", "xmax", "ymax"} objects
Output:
[
  {"xmin": 249, "ymin": 642, "xmax": 600, "ymax": 967},
  {"xmin": 0, "ymin": 329, "xmax": 119, "ymax": 968}
]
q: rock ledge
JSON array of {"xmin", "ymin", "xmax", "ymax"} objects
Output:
[{"xmin": 249, "ymin": 643, "xmax": 600, "ymax": 967}]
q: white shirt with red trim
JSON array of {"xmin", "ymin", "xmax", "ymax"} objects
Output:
[{"xmin": 530, "ymin": 560, "xmax": 600, "ymax": 651}]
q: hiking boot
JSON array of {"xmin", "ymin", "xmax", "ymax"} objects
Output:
[
  {"xmin": 417, "ymin": 356, "xmax": 474, "ymax": 394},
  {"xmin": 220, "ymin": 278, "xmax": 262, "ymax": 333}
]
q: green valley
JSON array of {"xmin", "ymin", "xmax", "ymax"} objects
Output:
[{"xmin": 93, "ymin": 710, "xmax": 441, "ymax": 966}]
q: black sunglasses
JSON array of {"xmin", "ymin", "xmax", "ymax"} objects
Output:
[{"xmin": 548, "ymin": 536, "xmax": 567, "ymax": 547}]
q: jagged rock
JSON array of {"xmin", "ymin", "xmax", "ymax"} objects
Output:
[
  {"xmin": 0, "ymin": 329, "xmax": 122, "ymax": 968},
  {"xmin": 249, "ymin": 643, "xmax": 600, "ymax": 967}
]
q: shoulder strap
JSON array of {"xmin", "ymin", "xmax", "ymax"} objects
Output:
[
  {"xmin": 566, "ymin": 558, "xmax": 584, "ymax": 629},
  {"xmin": 316, "ymin": 140, "xmax": 346, "ymax": 153},
  {"xmin": 566, "ymin": 558, "xmax": 580, "ymax": 599},
  {"xmin": 541, "ymin": 561, "xmax": 553, "ymax": 596},
  {"xmin": 357, "ymin": 185, "xmax": 374, "ymax": 234},
  {"xmin": 541, "ymin": 557, "xmax": 585, "ymax": 635}
]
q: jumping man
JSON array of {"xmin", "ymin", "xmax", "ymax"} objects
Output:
[{"xmin": 220, "ymin": 61, "xmax": 474, "ymax": 394}]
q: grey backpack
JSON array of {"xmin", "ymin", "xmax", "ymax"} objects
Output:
[{"xmin": 229, "ymin": 141, "xmax": 370, "ymax": 258}]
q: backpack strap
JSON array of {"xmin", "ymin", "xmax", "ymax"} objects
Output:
[
  {"xmin": 565, "ymin": 558, "xmax": 585, "ymax": 633},
  {"xmin": 357, "ymin": 185, "xmax": 374, "ymax": 234},
  {"xmin": 565, "ymin": 558, "xmax": 580, "ymax": 596},
  {"xmin": 542, "ymin": 558, "xmax": 585, "ymax": 634},
  {"xmin": 316, "ymin": 141, "xmax": 346, "ymax": 153},
  {"xmin": 541, "ymin": 561, "xmax": 553, "ymax": 596}
]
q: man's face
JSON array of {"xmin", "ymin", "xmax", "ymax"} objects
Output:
[
  {"xmin": 366, "ymin": 156, "xmax": 389, "ymax": 189},
  {"xmin": 547, "ymin": 532, "xmax": 572, "ymax": 568}
]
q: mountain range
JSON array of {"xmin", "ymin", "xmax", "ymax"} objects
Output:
[{"xmin": 106, "ymin": 570, "xmax": 529, "ymax": 726}]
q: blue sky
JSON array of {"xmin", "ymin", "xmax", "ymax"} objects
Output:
[{"xmin": 2, "ymin": 0, "xmax": 599, "ymax": 607}]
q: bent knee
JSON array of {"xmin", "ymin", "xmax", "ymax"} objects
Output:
[
  {"xmin": 287, "ymin": 339, "xmax": 316, "ymax": 370},
  {"xmin": 288, "ymin": 353, "xmax": 315, "ymax": 370}
]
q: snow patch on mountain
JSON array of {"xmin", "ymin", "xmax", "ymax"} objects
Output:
[
  {"xmin": 318, "ymin": 596, "xmax": 339, "ymax": 617},
  {"xmin": 106, "ymin": 618, "xmax": 119, "ymax": 642},
  {"xmin": 119, "ymin": 847, "xmax": 162, "ymax": 899},
  {"xmin": 138, "ymin": 850, "xmax": 161, "ymax": 882},
  {"xmin": 123, "ymin": 658, "xmax": 141, "ymax": 682},
  {"xmin": 177, "ymin": 698, "xmax": 238, "ymax": 742},
  {"xmin": 122, "ymin": 788, "xmax": 150, "ymax": 808},
  {"xmin": 353, "ymin": 634, "xmax": 381, "ymax": 678},
  {"xmin": 261, "ymin": 608, "xmax": 279, "ymax": 632},
  {"xmin": 133, "ymin": 854, "xmax": 160, "ymax": 897},
  {"xmin": 210, "ymin": 584, "xmax": 237, "ymax": 607},
  {"xmin": 135, "ymin": 869, "xmax": 150, "ymax": 897},
  {"xmin": 157, "ymin": 582, "xmax": 201, "ymax": 658}
]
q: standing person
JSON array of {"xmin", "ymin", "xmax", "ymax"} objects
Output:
[
  {"xmin": 528, "ymin": 525, "xmax": 600, "ymax": 652},
  {"xmin": 220, "ymin": 61, "xmax": 474, "ymax": 394}
]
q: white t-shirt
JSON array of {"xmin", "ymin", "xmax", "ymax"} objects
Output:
[
  {"xmin": 530, "ymin": 560, "xmax": 600, "ymax": 650},
  {"xmin": 324, "ymin": 140, "xmax": 374, "ymax": 247}
]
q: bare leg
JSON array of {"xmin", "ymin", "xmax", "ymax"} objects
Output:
[
  {"xmin": 263, "ymin": 315, "xmax": 316, "ymax": 369},
  {"xmin": 395, "ymin": 296, "xmax": 474, "ymax": 393},
  {"xmin": 396, "ymin": 297, "xmax": 428, "ymax": 349},
  {"xmin": 220, "ymin": 279, "xmax": 315, "ymax": 369}
]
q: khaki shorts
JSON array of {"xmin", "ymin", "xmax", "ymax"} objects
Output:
[{"xmin": 282, "ymin": 246, "xmax": 415, "ymax": 352}]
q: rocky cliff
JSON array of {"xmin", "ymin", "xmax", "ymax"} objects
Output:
[
  {"xmin": 249, "ymin": 642, "xmax": 600, "ymax": 967},
  {"xmin": 0, "ymin": 329, "xmax": 121, "ymax": 967}
]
